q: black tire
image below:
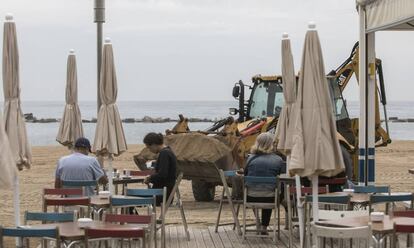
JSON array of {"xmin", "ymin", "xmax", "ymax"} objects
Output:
[{"xmin": 192, "ymin": 180, "xmax": 216, "ymax": 202}]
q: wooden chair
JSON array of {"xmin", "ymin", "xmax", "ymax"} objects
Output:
[
  {"xmin": 84, "ymin": 228, "xmax": 146, "ymax": 248},
  {"xmin": 318, "ymin": 177, "xmax": 347, "ymax": 192},
  {"xmin": 369, "ymin": 193, "xmax": 414, "ymax": 214},
  {"xmin": 24, "ymin": 211, "xmax": 75, "ymax": 224},
  {"xmin": 286, "ymin": 185, "xmax": 328, "ymax": 248},
  {"xmin": 127, "ymin": 187, "xmax": 167, "ymax": 248},
  {"xmin": 392, "ymin": 210, "xmax": 414, "ymax": 247},
  {"xmin": 104, "ymin": 213, "xmax": 156, "ymax": 248},
  {"xmin": 312, "ymin": 224, "xmax": 372, "ymax": 248},
  {"xmin": 0, "ymin": 226, "xmax": 60, "ymax": 248},
  {"xmin": 242, "ymin": 176, "xmax": 280, "ymax": 242},
  {"xmin": 215, "ymin": 169, "xmax": 242, "ymax": 235},
  {"xmin": 43, "ymin": 197, "xmax": 91, "ymax": 218}
]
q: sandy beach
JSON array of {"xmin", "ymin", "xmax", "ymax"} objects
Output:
[{"xmin": 1, "ymin": 140, "xmax": 414, "ymax": 245}]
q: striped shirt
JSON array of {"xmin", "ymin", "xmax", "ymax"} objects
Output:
[{"xmin": 55, "ymin": 152, "xmax": 104, "ymax": 196}]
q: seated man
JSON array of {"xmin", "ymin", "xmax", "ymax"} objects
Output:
[
  {"xmin": 143, "ymin": 133, "xmax": 177, "ymax": 205},
  {"xmin": 55, "ymin": 137, "xmax": 108, "ymax": 196}
]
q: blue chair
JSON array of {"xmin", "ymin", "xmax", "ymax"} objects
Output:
[
  {"xmin": 242, "ymin": 176, "xmax": 280, "ymax": 242},
  {"xmin": 0, "ymin": 226, "xmax": 60, "ymax": 248},
  {"xmin": 353, "ymin": 185, "xmax": 390, "ymax": 194},
  {"xmin": 24, "ymin": 211, "xmax": 75, "ymax": 224},
  {"xmin": 369, "ymin": 193, "xmax": 414, "ymax": 213},
  {"xmin": 62, "ymin": 180, "xmax": 98, "ymax": 196},
  {"xmin": 110, "ymin": 196, "xmax": 155, "ymax": 214},
  {"xmin": 127, "ymin": 188, "xmax": 167, "ymax": 248},
  {"xmin": 215, "ymin": 170, "xmax": 242, "ymax": 235}
]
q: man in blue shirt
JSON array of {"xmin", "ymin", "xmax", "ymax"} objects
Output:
[{"xmin": 55, "ymin": 138, "xmax": 108, "ymax": 196}]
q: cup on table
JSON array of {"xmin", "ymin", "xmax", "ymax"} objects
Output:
[{"xmin": 77, "ymin": 218, "xmax": 93, "ymax": 228}]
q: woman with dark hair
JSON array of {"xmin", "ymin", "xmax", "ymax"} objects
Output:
[{"xmin": 143, "ymin": 132, "xmax": 177, "ymax": 204}]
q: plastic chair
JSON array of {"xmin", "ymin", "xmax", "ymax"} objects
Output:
[
  {"xmin": 104, "ymin": 213, "xmax": 155, "ymax": 248},
  {"xmin": 353, "ymin": 185, "xmax": 390, "ymax": 194},
  {"xmin": 304, "ymin": 194, "xmax": 351, "ymax": 248},
  {"xmin": 215, "ymin": 170, "xmax": 242, "ymax": 235},
  {"xmin": 312, "ymin": 224, "xmax": 372, "ymax": 248},
  {"xmin": 242, "ymin": 176, "xmax": 280, "ymax": 242},
  {"xmin": 84, "ymin": 228, "xmax": 146, "ymax": 248},
  {"xmin": 61, "ymin": 180, "xmax": 99, "ymax": 196},
  {"xmin": 286, "ymin": 185, "xmax": 328, "ymax": 248},
  {"xmin": 0, "ymin": 226, "xmax": 60, "ymax": 248},
  {"xmin": 369, "ymin": 193, "xmax": 414, "ymax": 214}
]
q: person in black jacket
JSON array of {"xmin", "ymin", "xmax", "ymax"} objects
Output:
[{"xmin": 143, "ymin": 133, "xmax": 177, "ymax": 205}]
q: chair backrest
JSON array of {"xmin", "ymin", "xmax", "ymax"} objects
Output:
[
  {"xmin": 104, "ymin": 213, "xmax": 153, "ymax": 224},
  {"xmin": 318, "ymin": 177, "xmax": 347, "ymax": 186},
  {"xmin": 44, "ymin": 197, "xmax": 90, "ymax": 209},
  {"xmin": 110, "ymin": 196, "xmax": 154, "ymax": 208},
  {"xmin": 84, "ymin": 228, "xmax": 145, "ymax": 239},
  {"xmin": 130, "ymin": 170, "xmax": 154, "ymax": 176},
  {"xmin": 0, "ymin": 226, "xmax": 60, "ymax": 247},
  {"xmin": 305, "ymin": 195, "xmax": 351, "ymax": 205},
  {"xmin": 353, "ymin": 185, "xmax": 390, "ymax": 194},
  {"xmin": 370, "ymin": 194, "xmax": 413, "ymax": 204},
  {"xmin": 318, "ymin": 210, "xmax": 369, "ymax": 220},
  {"xmin": 289, "ymin": 186, "xmax": 328, "ymax": 195},
  {"xmin": 223, "ymin": 170, "xmax": 237, "ymax": 177},
  {"xmin": 43, "ymin": 188, "xmax": 83, "ymax": 196},
  {"xmin": 24, "ymin": 211, "xmax": 75, "ymax": 224},
  {"xmin": 312, "ymin": 224, "xmax": 371, "ymax": 247},
  {"xmin": 62, "ymin": 180, "xmax": 98, "ymax": 187},
  {"xmin": 370, "ymin": 193, "xmax": 414, "ymax": 213},
  {"xmin": 126, "ymin": 188, "xmax": 164, "ymax": 197},
  {"xmin": 244, "ymin": 176, "xmax": 279, "ymax": 185},
  {"xmin": 392, "ymin": 210, "xmax": 414, "ymax": 218}
]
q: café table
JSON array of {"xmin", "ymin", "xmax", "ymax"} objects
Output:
[
  {"xmin": 317, "ymin": 215, "xmax": 414, "ymax": 248},
  {"xmin": 28, "ymin": 220, "xmax": 144, "ymax": 248},
  {"xmin": 113, "ymin": 176, "xmax": 146, "ymax": 195}
]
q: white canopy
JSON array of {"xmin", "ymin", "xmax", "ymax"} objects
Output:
[{"xmin": 358, "ymin": 0, "xmax": 414, "ymax": 32}]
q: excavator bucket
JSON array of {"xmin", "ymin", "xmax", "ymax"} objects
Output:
[{"xmin": 134, "ymin": 133, "xmax": 237, "ymax": 183}]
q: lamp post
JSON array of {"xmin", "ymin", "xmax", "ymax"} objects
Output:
[{"xmin": 94, "ymin": 0, "xmax": 105, "ymax": 113}]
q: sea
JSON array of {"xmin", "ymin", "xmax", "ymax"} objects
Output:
[{"xmin": 8, "ymin": 101, "xmax": 414, "ymax": 146}]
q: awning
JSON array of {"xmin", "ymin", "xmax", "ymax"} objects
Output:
[{"xmin": 358, "ymin": 0, "xmax": 414, "ymax": 32}]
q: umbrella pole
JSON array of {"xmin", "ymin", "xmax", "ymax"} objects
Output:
[
  {"xmin": 108, "ymin": 154, "xmax": 114, "ymax": 194},
  {"xmin": 311, "ymin": 175, "xmax": 319, "ymax": 247},
  {"xmin": 13, "ymin": 174, "xmax": 22, "ymax": 247},
  {"xmin": 295, "ymin": 175, "xmax": 304, "ymax": 248}
]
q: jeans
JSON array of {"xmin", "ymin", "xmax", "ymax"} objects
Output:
[{"xmin": 247, "ymin": 196, "xmax": 275, "ymax": 226}]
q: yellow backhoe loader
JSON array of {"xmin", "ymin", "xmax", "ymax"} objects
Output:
[{"xmin": 134, "ymin": 42, "xmax": 391, "ymax": 201}]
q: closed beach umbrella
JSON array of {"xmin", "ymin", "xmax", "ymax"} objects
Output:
[
  {"xmin": 275, "ymin": 33, "xmax": 305, "ymax": 247},
  {"xmin": 2, "ymin": 14, "xmax": 32, "ymax": 235},
  {"xmin": 93, "ymin": 38, "xmax": 127, "ymax": 193},
  {"xmin": 275, "ymin": 33, "xmax": 296, "ymax": 154},
  {"xmin": 0, "ymin": 113, "xmax": 17, "ymax": 188},
  {"xmin": 56, "ymin": 49, "xmax": 84, "ymax": 147},
  {"xmin": 289, "ymin": 23, "xmax": 344, "ymax": 221}
]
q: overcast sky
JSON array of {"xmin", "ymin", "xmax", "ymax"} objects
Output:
[{"xmin": 1, "ymin": 0, "xmax": 413, "ymax": 102}]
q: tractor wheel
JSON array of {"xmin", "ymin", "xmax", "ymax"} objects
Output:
[{"xmin": 192, "ymin": 180, "xmax": 216, "ymax": 202}]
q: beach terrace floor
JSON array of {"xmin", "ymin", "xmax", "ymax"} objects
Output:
[{"xmin": 164, "ymin": 224, "xmax": 298, "ymax": 248}]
